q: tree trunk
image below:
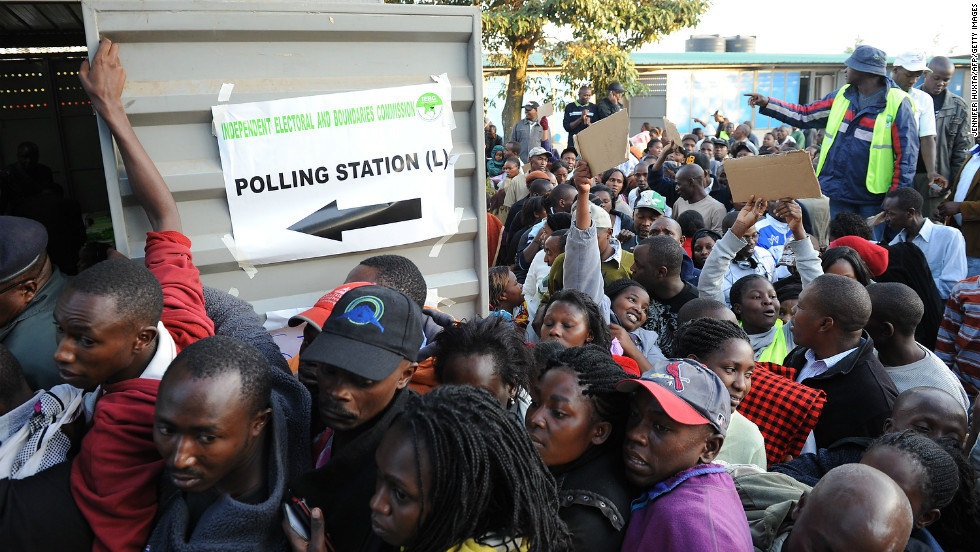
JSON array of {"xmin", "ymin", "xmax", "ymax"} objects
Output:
[{"xmin": 501, "ymin": 44, "xmax": 532, "ymax": 141}]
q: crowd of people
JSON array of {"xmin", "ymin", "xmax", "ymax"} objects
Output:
[
  {"xmin": 0, "ymin": 37, "xmax": 978, "ymax": 552},
  {"xmin": 480, "ymin": 45, "xmax": 980, "ymax": 551}
]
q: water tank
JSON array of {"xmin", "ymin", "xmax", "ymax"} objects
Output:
[
  {"xmin": 725, "ymin": 35, "xmax": 757, "ymax": 53},
  {"xmin": 685, "ymin": 35, "xmax": 725, "ymax": 53}
]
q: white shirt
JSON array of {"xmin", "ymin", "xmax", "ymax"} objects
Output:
[
  {"xmin": 721, "ymin": 247, "xmax": 777, "ymax": 305},
  {"xmin": 754, "ymin": 214, "xmax": 793, "ymax": 263},
  {"xmin": 908, "ymin": 87, "xmax": 937, "ymax": 138},
  {"xmin": 889, "ymin": 218, "xmax": 967, "ymax": 299},
  {"xmin": 797, "ymin": 345, "xmax": 860, "ymax": 454},
  {"xmin": 523, "ymin": 250, "xmax": 551, "ymax": 321},
  {"xmin": 953, "ymin": 146, "xmax": 980, "ymax": 225}
]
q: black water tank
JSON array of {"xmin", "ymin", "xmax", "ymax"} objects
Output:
[
  {"xmin": 726, "ymin": 35, "xmax": 757, "ymax": 53},
  {"xmin": 685, "ymin": 35, "xmax": 725, "ymax": 53}
]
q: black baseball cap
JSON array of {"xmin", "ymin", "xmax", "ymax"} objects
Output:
[
  {"xmin": 0, "ymin": 216, "xmax": 47, "ymax": 283},
  {"xmin": 301, "ymin": 285, "xmax": 424, "ymax": 380},
  {"xmin": 684, "ymin": 152, "xmax": 711, "ymax": 173}
]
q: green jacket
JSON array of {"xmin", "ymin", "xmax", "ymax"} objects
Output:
[
  {"xmin": 547, "ymin": 249, "xmax": 634, "ymax": 296},
  {"xmin": 730, "ymin": 466, "xmax": 811, "ymax": 552}
]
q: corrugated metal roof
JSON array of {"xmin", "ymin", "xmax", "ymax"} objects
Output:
[
  {"xmin": 629, "ymin": 52, "xmax": 857, "ymax": 65},
  {"xmin": 486, "ymin": 51, "xmax": 970, "ymax": 69},
  {"xmin": 0, "ymin": 2, "xmax": 84, "ymax": 47}
]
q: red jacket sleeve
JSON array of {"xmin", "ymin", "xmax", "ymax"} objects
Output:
[
  {"xmin": 70, "ymin": 379, "xmax": 163, "ymax": 552},
  {"xmin": 144, "ymin": 231, "xmax": 215, "ymax": 351}
]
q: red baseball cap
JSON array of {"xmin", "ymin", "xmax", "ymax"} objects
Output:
[
  {"xmin": 616, "ymin": 359, "xmax": 730, "ymax": 435},
  {"xmin": 288, "ymin": 282, "xmax": 372, "ymax": 331}
]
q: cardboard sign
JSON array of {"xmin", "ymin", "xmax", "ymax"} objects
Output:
[
  {"xmin": 212, "ymin": 77, "xmax": 457, "ymax": 265},
  {"xmin": 574, "ymin": 109, "xmax": 629, "ymax": 175},
  {"xmin": 723, "ymin": 150, "xmax": 823, "ymax": 203},
  {"xmin": 662, "ymin": 117, "xmax": 683, "ymax": 147},
  {"xmin": 538, "ymin": 102, "xmax": 555, "ymax": 118}
]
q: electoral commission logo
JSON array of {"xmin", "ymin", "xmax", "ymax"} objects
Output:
[{"xmin": 416, "ymin": 93, "xmax": 444, "ymax": 122}]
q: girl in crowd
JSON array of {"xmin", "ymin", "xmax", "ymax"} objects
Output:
[
  {"xmin": 699, "ymin": 197, "xmax": 823, "ymax": 363},
  {"xmin": 523, "ymin": 228, "xmax": 568, "ymax": 321},
  {"xmin": 729, "ymin": 274, "xmax": 794, "ymax": 363},
  {"xmin": 525, "ymin": 345, "xmax": 634, "ymax": 552},
  {"xmin": 821, "ymin": 246, "xmax": 872, "ymax": 286},
  {"xmin": 433, "ymin": 316, "xmax": 532, "ymax": 414},
  {"xmin": 538, "ymin": 289, "xmax": 611, "ymax": 353},
  {"xmin": 590, "ymin": 185, "xmax": 633, "ymax": 239},
  {"xmin": 673, "ymin": 318, "xmax": 767, "ymax": 468},
  {"xmin": 603, "ymin": 279, "xmax": 665, "ymax": 373},
  {"xmin": 549, "ymin": 160, "xmax": 570, "ymax": 184},
  {"xmin": 367, "ymin": 385, "xmax": 575, "ymax": 552},
  {"xmin": 489, "ymin": 266, "xmax": 528, "ymax": 330},
  {"xmin": 487, "ymin": 145, "xmax": 506, "ymax": 178},
  {"xmin": 599, "ymin": 169, "xmax": 631, "ymax": 216},
  {"xmin": 691, "ymin": 229, "xmax": 720, "ymax": 270}
]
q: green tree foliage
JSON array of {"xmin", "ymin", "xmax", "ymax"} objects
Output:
[{"xmin": 388, "ymin": 0, "xmax": 710, "ymax": 134}]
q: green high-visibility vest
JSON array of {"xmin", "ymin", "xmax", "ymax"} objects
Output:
[
  {"xmin": 742, "ymin": 319, "xmax": 789, "ymax": 364},
  {"xmin": 815, "ymin": 85, "xmax": 911, "ymax": 194}
]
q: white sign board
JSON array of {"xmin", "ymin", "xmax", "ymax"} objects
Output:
[{"xmin": 213, "ymin": 78, "xmax": 456, "ymax": 265}]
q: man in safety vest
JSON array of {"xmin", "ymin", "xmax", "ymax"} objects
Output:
[{"xmin": 746, "ymin": 45, "xmax": 919, "ymax": 220}]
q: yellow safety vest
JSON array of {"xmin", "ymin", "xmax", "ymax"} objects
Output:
[
  {"xmin": 815, "ymin": 85, "xmax": 911, "ymax": 194},
  {"xmin": 742, "ymin": 319, "xmax": 789, "ymax": 364}
]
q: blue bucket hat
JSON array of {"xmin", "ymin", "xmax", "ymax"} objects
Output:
[{"xmin": 845, "ymin": 45, "xmax": 888, "ymax": 76}]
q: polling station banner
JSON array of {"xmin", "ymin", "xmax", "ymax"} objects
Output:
[{"xmin": 212, "ymin": 77, "xmax": 456, "ymax": 265}]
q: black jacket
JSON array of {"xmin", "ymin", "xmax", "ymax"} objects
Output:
[
  {"xmin": 291, "ymin": 387, "xmax": 416, "ymax": 552},
  {"xmin": 551, "ymin": 443, "xmax": 635, "ymax": 552},
  {"xmin": 563, "ymin": 101, "xmax": 598, "ymax": 138},
  {"xmin": 0, "ymin": 461, "xmax": 93, "ymax": 552},
  {"xmin": 594, "ymin": 98, "xmax": 622, "ymax": 123},
  {"xmin": 782, "ymin": 334, "xmax": 897, "ymax": 449}
]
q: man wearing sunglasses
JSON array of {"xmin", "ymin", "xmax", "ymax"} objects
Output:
[{"xmin": 0, "ymin": 216, "xmax": 67, "ymax": 390}]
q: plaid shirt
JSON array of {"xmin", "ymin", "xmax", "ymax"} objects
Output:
[
  {"xmin": 936, "ymin": 275, "xmax": 980, "ymax": 395},
  {"xmin": 738, "ymin": 362, "xmax": 827, "ymax": 467}
]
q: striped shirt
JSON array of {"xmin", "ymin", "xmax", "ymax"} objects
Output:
[{"xmin": 936, "ymin": 275, "xmax": 980, "ymax": 395}]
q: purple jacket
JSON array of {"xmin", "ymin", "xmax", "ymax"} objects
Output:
[{"xmin": 621, "ymin": 464, "xmax": 753, "ymax": 552}]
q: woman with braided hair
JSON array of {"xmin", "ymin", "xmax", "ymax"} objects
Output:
[
  {"xmin": 918, "ymin": 436, "xmax": 980, "ymax": 552},
  {"xmin": 859, "ymin": 430, "xmax": 965, "ymax": 551},
  {"xmin": 368, "ymin": 385, "xmax": 574, "ymax": 552},
  {"xmin": 525, "ymin": 345, "xmax": 634, "ymax": 552},
  {"xmin": 674, "ymin": 318, "xmax": 766, "ymax": 468}
]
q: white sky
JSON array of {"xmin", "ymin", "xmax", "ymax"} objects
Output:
[{"xmin": 632, "ymin": 1, "xmax": 974, "ymax": 56}]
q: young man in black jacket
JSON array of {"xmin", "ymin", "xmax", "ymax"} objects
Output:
[
  {"xmin": 289, "ymin": 285, "xmax": 422, "ymax": 552},
  {"xmin": 784, "ymin": 274, "xmax": 898, "ymax": 450}
]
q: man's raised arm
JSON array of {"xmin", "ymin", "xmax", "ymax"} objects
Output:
[{"xmin": 80, "ymin": 37, "xmax": 181, "ymax": 233}]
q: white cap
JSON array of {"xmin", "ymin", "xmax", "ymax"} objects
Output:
[{"xmin": 894, "ymin": 51, "xmax": 931, "ymax": 73}]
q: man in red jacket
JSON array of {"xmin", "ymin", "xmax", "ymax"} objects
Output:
[
  {"xmin": 68, "ymin": 36, "xmax": 216, "ymax": 552},
  {"xmin": 0, "ymin": 36, "xmax": 214, "ymax": 552}
]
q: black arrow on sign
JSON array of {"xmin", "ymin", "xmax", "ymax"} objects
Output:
[{"xmin": 287, "ymin": 198, "xmax": 423, "ymax": 241}]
